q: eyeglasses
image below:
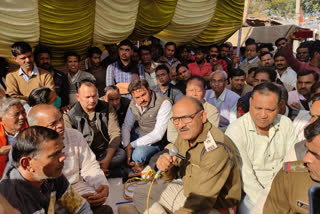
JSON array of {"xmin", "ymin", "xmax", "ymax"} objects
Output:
[{"xmin": 170, "ymin": 109, "xmax": 202, "ymax": 125}]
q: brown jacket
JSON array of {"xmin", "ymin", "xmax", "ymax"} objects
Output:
[
  {"xmin": 5, "ymin": 67, "xmax": 55, "ymax": 100},
  {"xmin": 162, "ymin": 122, "xmax": 241, "ymax": 214},
  {"xmin": 263, "ymin": 160, "xmax": 318, "ymax": 214}
]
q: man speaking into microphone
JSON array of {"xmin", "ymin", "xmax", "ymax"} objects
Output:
[{"xmin": 133, "ymin": 96, "xmax": 241, "ymax": 214}]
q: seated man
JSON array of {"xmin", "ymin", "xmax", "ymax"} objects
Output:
[
  {"xmin": 227, "ymin": 68, "xmax": 253, "ymax": 96},
  {"xmin": 103, "ymin": 85, "xmax": 130, "ymax": 127},
  {"xmin": 33, "ymin": 45, "xmax": 69, "ymax": 107},
  {"xmin": 65, "ymin": 52, "xmax": 96, "ymax": 105},
  {"xmin": 188, "ymin": 46, "xmax": 212, "ymax": 81},
  {"xmin": 65, "ymin": 80, "xmax": 125, "ymax": 177},
  {"xmin": 263, "ymin": 118, "xmax": 320, "ymax": 214},
  {"xmin": 175, "ymin": 63, "xmax": 192, "ymax": 94},
  {"xmin": 0, "ymin": 126, "xmax": 92, "ymax": 213},
  {"xmin": 122, "ymin": 79, "xmax": 172, "ymax": 172},
  {"xmin": 237, "ymin": 66, "xmax": 277, "ymax": 117},
  {"xmin": 28, "ymin": 105, "xmax": 112, "ymax": 214},
  {"xmin": 205, "ymin": 70, "xmax": 240, "ymax": 129},
  {"xmin": 225, "ymin": 82, "xmax": 297, "ymax": 213},
  {"xmin": 158, "ymin": 42, "xmax": 180, "ymax": 69},
  {"xmin": 153, "ymin": 64, "xmax": 184, "ymax": 104},
  {"xmin": 288, "ymin": 69, "xmax": 319, "ymax": 111},
  {"xmin": 0, "ymin": 98, "xmax": 27, "ymax": 178},
  {"xmin": 133, "ymin": 97, "xmax": 241, "ymax": 213},
  {"xmin": 6, "ymin": 42, "xmax": 55, "ymax": 100},
  {"xmin": 167, "ymin": 76, "xmax": 220, "ymax": 143}
]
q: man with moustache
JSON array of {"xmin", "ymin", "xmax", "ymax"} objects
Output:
[
  {"xmin": 65, "ymin": 80, "xmax": 125, "ymax": 177},
  {"xmin": 259, "ymin": 52, "xmax": 274, "ymax": 67},
  {"xmin": 226, "ymin": 83, "xmax": 297, "ymax": 213},
  {"xmin": 34, "ymin": 45, "xmax": 69, "ymax": 107},
  {"xmin": 158, "ymin": 42, "xmax": 180, "ymax": 69},
  {"xmin": 227, "ymin": 68, "xmax": 253, "ymax": 97},
  {"xmin": 288, "ymin": 70, "xmax": 319, "ymax": 111},
  {"xmin": 122, "ymin": 79, "xmax": 172, "ymax": 172},
  {"xmin": 139, "ymin": 45, "xmax": 159, "ymax": 90},
  {"xmin": 28, "ymin": 105, "xmax": 112, "ymax": 214},
  {"xmin": 274, "ymin": 51, "xmax": 297, "ymax": 90},
  {"xmin": 263, "ymin": 118, "xmax": 320, "ymax": 214},
  {"xmin": 133, "ymin": 97, "xmax": 241, "ymax": 214},
  {"xmin": 188, "ymin": 47, "xmax": 212, "ymax": 81},
  {"xmin": 6, "ymin": 42, "xmax": 55, "ymax": 100},
  {"xmin": 0, "ymin": 126, "xmax": 92, "ymax": 213}
]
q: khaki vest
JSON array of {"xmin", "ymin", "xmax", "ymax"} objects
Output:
[{"xmin": 130, "ymin": 92, "xmax": 168, "ymax": 136}]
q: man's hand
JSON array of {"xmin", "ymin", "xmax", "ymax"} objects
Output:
[
  {"xmin": 125, "ymin": 144, "xmax": 135, "ymax": 167},
  {"xmin": 156, "ymin": 153, "xmax": 177, "ymax": 172},
  {"xmin": 60, "ymin": 105, "xmax": 71, "ymax": 114},
  {"xmin": 290, "ymin": 102, "xmax": 301, "ymax": 110},
  {"xmin": 99, "ymin": 158, "xmax": 110, "ymax": 177},
  {"xmin": 83, "ymin": 185, "xmax": 109, "ymax": 207}
]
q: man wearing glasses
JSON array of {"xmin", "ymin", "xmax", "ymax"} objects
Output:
[{"xmin": 133, "ymin": 96, "xmax": 241, "ymax": 214}]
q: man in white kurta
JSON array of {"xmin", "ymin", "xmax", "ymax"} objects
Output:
[{"xmin": 225, "ymin": 82, "xmax": 297, "ymax": 214}]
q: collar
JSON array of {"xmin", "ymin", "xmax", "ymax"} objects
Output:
[
  {"xmin": 247, "ymin": 56, "xmax": 258, "ymax": 64},
  {"xmin": 19, "ymin": 65, "xmax": 39, "ymax": 76},
  {"xmin": 247, "ymin": 113, "xmax": 281, "ymax": 133},
  {"xmin": 185, "ymin": 122, "xmax": 212, "ymax": 147},
  {"xmin": 284, "ymin": 106, "xmax": 289, "ymax": 117},
  {"xmin": 209, "ymin": 88, "xmax": 227, "ymax": 101}
]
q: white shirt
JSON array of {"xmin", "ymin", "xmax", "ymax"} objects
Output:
[
  {"xmin": 276, "ymin": 67, "xmax": 297, "ymax": 89},
  {"xmin": 62, "ymin": 128, "xmax": 109, "ymax": 195},
  {"xmin": 225, "ymin": 113, "xmax": 296, "ymax": 204},
  {"xmin": 122, "ymin": 100, "xmax": 172, "ymax": 148},
  {"xmin": 288, "ymin": 90, "xmax": 310, "ymax": 110}
]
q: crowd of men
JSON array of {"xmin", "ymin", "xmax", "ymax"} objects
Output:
[{"xmin": 0, "ymin": 28, "xmax": 320, "ymax": 214}]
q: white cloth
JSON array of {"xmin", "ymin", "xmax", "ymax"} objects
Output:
[
  {"xmin": 288, "ymin": 90, "xmax": 310, "ymax": 110},
  {"xmin": 62, "ymin": 128, "xmax": 109, "ymax": 195},
  {"xmin": 276, "ymin": 67, "xmax": 297, "ymax": 89},
  {"xmin": 292, "ymin": 110, "xmax": 311, "ymax": 142},
  {"xmin": 225, "ymin": 113, "xmax": 297, "ymax": 205},
  {"xmin": 122, "ymin": 100, "xmax": 172, "ymax": 148}
]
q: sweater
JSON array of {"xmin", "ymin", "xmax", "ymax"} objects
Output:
[{"xmin": 5, "ymin": 67, "xmax": 55, "ymax": 100}]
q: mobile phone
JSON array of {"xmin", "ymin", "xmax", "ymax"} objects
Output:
[
  {"xmin": 294, "ymin": 30, "xmax": 313, "ymax": 39},
  {"xmin": 309, "ymin": 184, "xmax": 320, "ymax": 214}
]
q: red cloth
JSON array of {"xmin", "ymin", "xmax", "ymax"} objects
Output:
[
  {"xmin": 0, "ymin": 122, "xmax": 28, "ymax": 178},
  {"xmin": 284, "ymin": 44, "xmax": 320, "ymax": 76},
  {"xmin": 188, "ymin": 62, "xmax": 212, "ymax": 77}
]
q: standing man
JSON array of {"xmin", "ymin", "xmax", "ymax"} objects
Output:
[
  {"xmin": 225, "ymin": 82, "xmax": 297, "ymax": 213},
  {"xmin": 205, "ymin": 70, "xmax": 240, "ymax": 129},
  {"xmin": 274, "ymin": 37, "xmax": 287, "ymax": 50},
  {"xmin": 6, "ymin": 42, "xmax": 55, "ymax": 100},
  {"xmin": 133, "ymin": 97, "xmax": 241, "ymax": 214},
  {"xmin": 274, "ymin": 51, "xmax": 297, "ymax": 90},
  {"xmin": 86, "ymin": 47, "xmax": 106, "ymax": 97},
  {"xmin": 106, "ymin": 40, "xmax": 144, "ymax": 96},
  {"xmin": 65, "ymin": 52, "xmax": 96, "ymax": 106},
  {"xmin": 158, "ymin": 42, "xmax": 180, "ymax": 69},
  {"xmin": 296, "ymin": 42, "xmax": 311, "ymax": 63},
  {"xmin": 259, "ymin": 52, "xmax": 274, "ymax": 67},
  {"xmin": 34, "ymin": 45, "xmax": 69, "ymax": 107},
  {"xmin": 28, "ymin": 105, "xmax": 112, "ymax": 214},
  {"xmin": 188, "ymin": 47, "xmax": 212, "ymax": 81},
  {"xmin": 65, "ymin": 80, "xmax": 125, "ymax": 177},
  {"xmin": 0, "ymin": 126, "xmax": 93, "ymax": 213},
  {"xmin": 227, "ymin": 68, "xmax": 253, "ymax": 96},
  {"xmin": 139, "ymin": 45, "xmax": 159, "ymax": 90},
  {"xmin": 0, "ymin": 98, "xmax": 27, "ymax": 178},
  {"xmin": 122, "ymin": 80, "xmax": 172, "ymax": 172},
  {"xmin": 154, "ymin": 64, "xmax": 183, "ymax": 104}
]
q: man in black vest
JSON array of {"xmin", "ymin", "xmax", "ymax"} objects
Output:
[
  {"xmin": 122, "ymin": 79, "xmax": 172, "ymax": 172},
  {"xmin": 64, "ymin": 79, "xmax": 125, "ymax": 177}
]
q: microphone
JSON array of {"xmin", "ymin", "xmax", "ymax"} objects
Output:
[{"xmin": 154, "ymin": 146, "xmax": 185, "ymax": 180}]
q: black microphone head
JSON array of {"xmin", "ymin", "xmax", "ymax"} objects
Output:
[{"xmin": 169, "ymin": 146, "xmax": 179, "ymax": 157}]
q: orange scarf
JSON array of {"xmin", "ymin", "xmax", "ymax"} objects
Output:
[{"xmin": 0, "ymin": 122, "xmax": 28, "ymax": 178}]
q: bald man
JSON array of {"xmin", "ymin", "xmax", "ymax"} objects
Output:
[
  {"xmin": 28, "ymin": 105, "xmax": 112, "ymax": 214},
  {"xmin": 133, "ymin": 97, "xmax": 241, "ymax": 214}
]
